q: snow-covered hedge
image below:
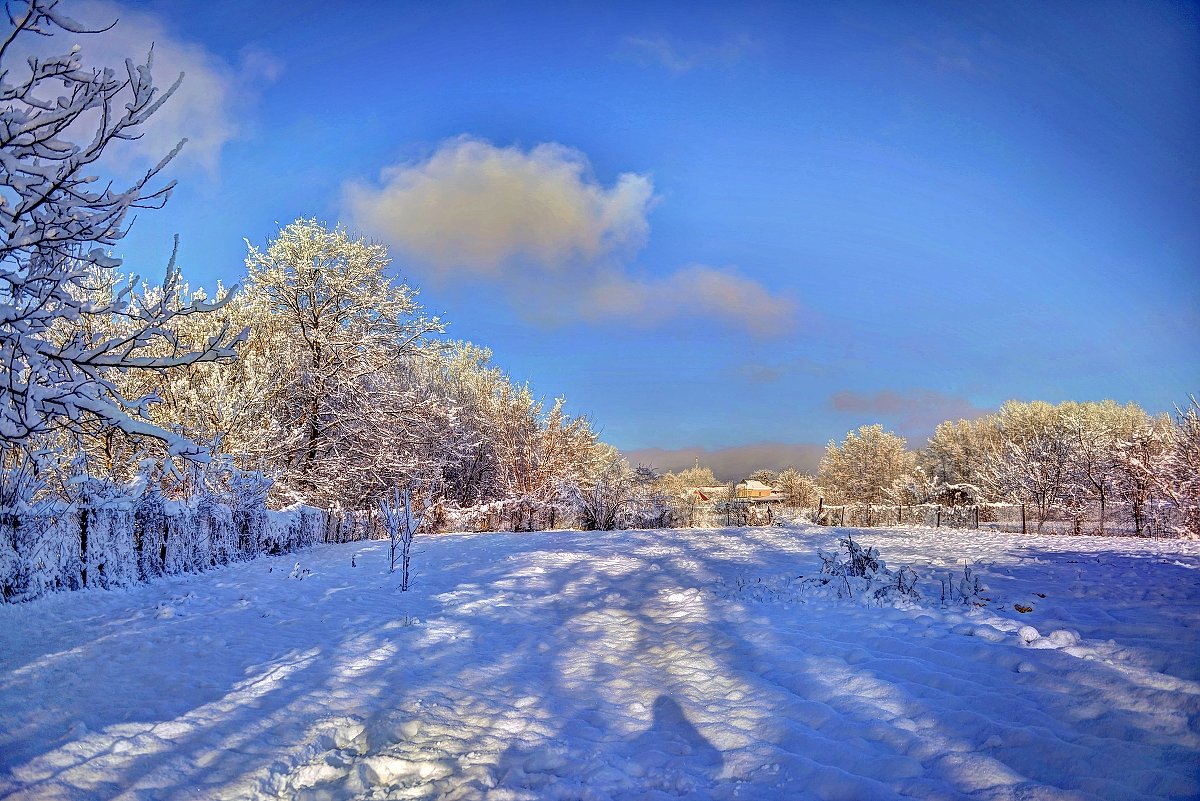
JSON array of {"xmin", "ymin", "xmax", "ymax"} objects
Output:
[{"xmin": 0, "ymin": 483, "xmax": 325, "ymax": 602}]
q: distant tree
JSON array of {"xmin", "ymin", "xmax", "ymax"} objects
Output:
[
  {"xmin": 774, "ymin": 467, "xmax": 821, "ymax": 508},
  {"xmin": 1059, "ymin": 400, "xmax": 1148, "ymax": 535},
  {"xmin": 1148, "ymin": 397, "xmax": 1200, "ymax": 538},
  {"xmin": 659, "ymin": 465, "xmax": 717, "ymax": 496},
  {"xmin": 986, "ymin": 401, "xmax": 1071, "ymax": 534},
  {"xmin": 748, "ymin": 469, "xmax": 778, "ymax": 485},
  {"xmin": 819, "ymin": 425, "xmax": 917, "ymax": 524},
  {"xmin": 1110, "ymin": 412, "xmax": 1172, "ymax": 537},
  {"xmin": 622, "ymin": 465, "xmax": 674, "ymax": 529},
  {"xmin": 573, "ymin": 458, "xmax": 633, "ymax": 531},
  {"xmin": 0, "ymin": 0, "xmax": 242, "ymax": 459},
  {"xmin": 923, "ymin": 418, "xmax": 996, "ymax": 502},
  {"xmin": 633, "ymin": 464, "xmax": 659, "ymax": 484}
]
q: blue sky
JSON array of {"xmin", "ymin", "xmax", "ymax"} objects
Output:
[{"xmin": 60, "ymin": 0, "xmax": 1199, "ymax": 475}]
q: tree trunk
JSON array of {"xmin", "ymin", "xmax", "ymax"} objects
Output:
[{"xmin": 79, "ymin": 508, "xmax": 88, "ymax": 588}]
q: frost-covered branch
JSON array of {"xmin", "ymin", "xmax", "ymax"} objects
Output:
[{"xmin": 0, "ymin": 1, "xmax": 244, "ymax": 459}]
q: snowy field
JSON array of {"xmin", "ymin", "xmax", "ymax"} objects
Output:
[{"xmin": 1, "ymin": 525, "xmax": 1198, "ymax": 801}]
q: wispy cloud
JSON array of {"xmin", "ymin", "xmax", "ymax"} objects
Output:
[
  {"xmin": 15, "ymin": 1, "xmax": 281, "ymax": 175},
  {"xmin": 900, "ymin": 35, "xmax": 979, "ymax": 76},
  {"xmin": 830, "ymin": 389, "xmax": 993, "ymax": 441},
  {"xmin": 622, "ymin": 442, "xmax": 825, "ymax": 481},
  {"xmin": 580, "ymin": 265, "xmax": 795, "ymax": 336},
  {"xmin": 735, "ymin": 356, "xmax": 832, "ymax": 385},
  {"xmin": 345, "ymin": 137, "xmax": 796, "ymax": 336},
  {"xmin": 618, "ymin": 33, "xmax": 757, "ymax": 75}
]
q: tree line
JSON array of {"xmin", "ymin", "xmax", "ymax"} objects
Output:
[
  {"xmin": 658, "ymin": 399, "xmax": 1198, "ymax": 538},
  {"xmin": 77, "ymin": 218, "xmax": 615, "ymax": 517}
]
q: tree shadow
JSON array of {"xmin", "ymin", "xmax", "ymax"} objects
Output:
[{"xmin": 1, "ymin": 527, "xmax": 1197, "ymax": 800}]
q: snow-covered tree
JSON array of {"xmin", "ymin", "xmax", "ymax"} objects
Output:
[
  {"xmin": 424, "ymin": 342, "xmax": 514, "ymax": 506},
  {"xmin": 1149, "ymin": 397, "xmax": 1200, "ymax": 538},
  {"xmin": 379, "ymin": 485, "xmax": 426, "ymax": 590},
  {"xmin": 923, "ymin": 417, "xmax": 995, "ymax": 503},
  {"xmin": 423, "ymin": 342, "xmax": 609, "ymax": 516},
  {"xmin": 619, "ymin": 464, "xmax": 674, "ymax": 528},
  {"xmin": 819, "ymin": 425, "xmax": 917, "ymax": 523},
  {"xmin": 69, "ymin": 279, "xmax": 268, "ymax": 485},
  {"xmin": 572, "ymin": 458, "xmax": 633, "ymax": 531},
  {"xmin": 748, "ymin": 469, "xmax": 777, "ymax": 485},
  {"xmin": 1110, "ymin": 412, "xmax": 1171, "ymax": 537},
  {"xmin": 658, "ymin": 464, "xmax": 718, "ymax": 497},
  {"xmin": 1058, "ymin": 400, "xmax": 1149, "ymax": 535},
  {"xmin": 241, "ymin": 219, "xmax": 442, "ymax": 506},
  {"xmin": 0, "ymin": 0, "xmax": 243, "ymax": 459},
  {"xmin": 773, "ymin": 467, "xmax": 821, "ymax": 508},
  {"xmin": 986, "ymin": 401, "xmax": 1073, "ymax": 533}
]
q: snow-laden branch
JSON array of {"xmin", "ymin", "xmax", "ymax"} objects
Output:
[{"xmin": 0, "ymin": 1, "xmax": 243, "ymax": 457}]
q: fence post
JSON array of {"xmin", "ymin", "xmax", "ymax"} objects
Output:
[
  {"xmin": 936, "ymin": 505, "xmax": 941, "ymax": 528},
  {"xmin": 1021, "ymin": 504, "xmax": 1026, "ymax": 536},
  {"xmin": 974, "ymin": 505, "xmax": 979, "ymax": 529}
]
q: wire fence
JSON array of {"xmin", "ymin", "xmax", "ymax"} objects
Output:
[{"xmin": 785, "ymin": 500, "xmax": 1181, "ymax": 538}]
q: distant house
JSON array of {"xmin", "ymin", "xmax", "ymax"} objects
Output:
[
  {"xmin": 736, "ymin": 480, "xmax": 773, "ymax": 499},
  {"xmin": 690, "ymin": 481, "xmax": 776, "ymax": 502}
]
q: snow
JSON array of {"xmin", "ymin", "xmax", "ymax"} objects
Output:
[{"xmin": 1, "ymin": 524, "xmax": 1198, "ymax": 800}]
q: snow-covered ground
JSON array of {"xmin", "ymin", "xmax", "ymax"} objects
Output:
[{"xmin": 2, "ymin": 525, "xmax": 1198, "ymax": 801}]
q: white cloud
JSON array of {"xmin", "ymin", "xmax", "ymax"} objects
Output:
[
  {"xmin": 345, "ymin": 137, "xmax": 653, "ymax": 273},
  {"xmin": 345, "ymin": 137, "xmax": 796, "ymax": 336},
  {"xmin": 13, "ymin": 1, "xmax": 279, "ymax": 174}
]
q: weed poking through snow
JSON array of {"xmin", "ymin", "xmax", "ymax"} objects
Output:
[{"xmin": 716, "ymin": 535, "xmax": 921, "ymax": 606}]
